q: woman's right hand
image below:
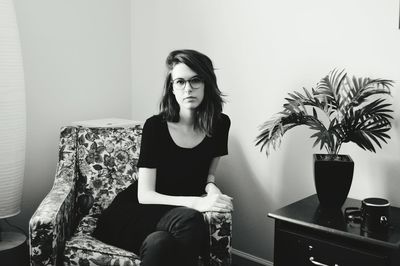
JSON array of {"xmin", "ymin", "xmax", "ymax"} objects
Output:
[{"xmin": 193, "ymin": 193, "xmax": 233, "ymax": 213}]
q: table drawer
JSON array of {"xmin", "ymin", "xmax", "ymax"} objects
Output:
[{"xmin": 275, "ymin": 229, "xmax": 389, "ymax": 266}]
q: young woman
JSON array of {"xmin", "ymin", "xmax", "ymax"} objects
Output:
[{"xmin": 94, "ymin": 49, "xmax": 232, "ymax": 266}]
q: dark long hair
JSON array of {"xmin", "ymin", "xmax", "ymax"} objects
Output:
[{"xmin": 159, "ymin": 49, "xmax": 225, "ymax": 136}]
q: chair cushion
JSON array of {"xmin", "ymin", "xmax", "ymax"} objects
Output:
[
  {"xmin": 73, "ymin": 216, "xmax": 98, "ymax": 236},
  {"xmin": 64, "ymin": 216, "xmax": 141, "ymax": 266},
  {"xmin": 64, "ymin": 235, "xmax": 141, "ymax": 266},
  {"xmin": 76, "ymin": 126, "xmax": 142, "ymax": 216}
]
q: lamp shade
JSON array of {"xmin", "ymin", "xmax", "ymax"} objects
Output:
[{"xmin": 0, "ymin": 0, "xmax": 26, "ymax": 219}]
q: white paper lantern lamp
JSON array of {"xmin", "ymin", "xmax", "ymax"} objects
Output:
[{"xmin": 0, "ymin": 0, "xmax": 26, "ymax": 222}]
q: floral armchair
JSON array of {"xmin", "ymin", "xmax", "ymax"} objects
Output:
[{"xmin": 29, "ymin": 124, "xmax": 232, "ymax": 266}]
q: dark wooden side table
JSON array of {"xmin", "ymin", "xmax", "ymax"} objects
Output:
[
  {"xmin": 268, "ymin": 195, "xmax": 400, "ymax": 266},
  {"xmin": 0, "ymin": 231, "xmax": 29, "ymax": 266}
]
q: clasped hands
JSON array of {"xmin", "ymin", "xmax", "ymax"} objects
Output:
[{"xmin": 193, "ymin": 185, "xmax": 233, "ymax": 214}]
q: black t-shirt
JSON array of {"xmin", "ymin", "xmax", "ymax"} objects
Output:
[
  {"xmin": 137, "ymin": 113, "xmax": 230, "ymax": 196},
  {"xmin": 93, "ymin": 113, "xmax": 230, "ymax": 251}
]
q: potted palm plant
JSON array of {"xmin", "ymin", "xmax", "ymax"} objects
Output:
[{"xmin": 256, "ymin": 69, "xmax": 394, "ymax": 209}]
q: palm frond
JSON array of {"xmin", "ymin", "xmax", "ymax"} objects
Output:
[
  {"xmin": 256, "ymin": 115, "xmax": 287, "ymax": 155},
  {"xmin": 338, "ymin": 100, "xmax": 393, "ymax": 152},
  {"xmin": 357, "ymin": 99, "xmax": 394, "ymax": 124},
  {"xmin": 343, "ymin": 78, "xmax": 393, "ymax": 110},
  {"xmin": 256, "ymin": 69, "xmax": 394, "ymax": 156},
  {"xmin": 283, "ymin": 88, "xmax": 330, "ymax": 117},
  {"xmin": 315, "ymin": 69, "xmax": 347, "ymax": 107},
  {"xmin": 256, "ymin": 112, "xmax": 329, "ymax": 155}
]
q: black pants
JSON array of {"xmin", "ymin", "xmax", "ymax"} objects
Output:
[
  {"xmin": 93, "ymin": 184, "xmax": 209, "ymax": 265},
  {"xmin": 139, "ymin": 207, "xmax": 208, "ymax": 266}
]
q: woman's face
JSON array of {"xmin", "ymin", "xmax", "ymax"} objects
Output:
[{"xmin": 171, "ymin": 63, "xmax": 205, "ymax": 111}]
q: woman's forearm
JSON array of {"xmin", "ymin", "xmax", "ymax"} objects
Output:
[
  {"xmin": 138, "ymin": 190, "xmax": 201, "ymax": 208},
  {"xmin": 138, "ymin": 190, "xmax": 232, "ymax": 213},
  {"xmin": 205, "ymin": 157, "xmax": 221, "ymax": 193}
]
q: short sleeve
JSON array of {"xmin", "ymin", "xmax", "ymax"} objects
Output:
[
  {"xmin": 213, "ymin": 114, "xmax": 231, "ymax": 157},
  {"xmin": 137, "ymin": 116, "xmax": 159, "ymax": 168}
]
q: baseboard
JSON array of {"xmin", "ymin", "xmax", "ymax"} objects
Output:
[{"xmin": 231, "ymin": 248, "xmax": 273, "ymax": 266}]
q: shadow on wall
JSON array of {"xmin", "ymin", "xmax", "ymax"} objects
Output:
[
  {"xmin": 383, "ymin": 119, "xmax": 400, "ymax": 206},
  {"xmin": 272, "ymin": 127, "xmax": 316, "ymax": 206},
  {"xmin": 383, "ymin": 160, "xmax": 400, "ymax": 206},
  {"xmin": 219, "ymin": 135, "xmax": 275, "ymax": 260}
]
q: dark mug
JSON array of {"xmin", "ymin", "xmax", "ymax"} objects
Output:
[{"xmin": 345, "ymin": 198, "xmax": 390, "ymax": 233}]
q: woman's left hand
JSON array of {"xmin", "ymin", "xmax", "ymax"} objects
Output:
[{"xmin": 205, "ymin": 183, "xmax": 232, "ymax": 222}]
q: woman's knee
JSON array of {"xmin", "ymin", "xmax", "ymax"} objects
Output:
[
  {"xmin": 178, "ymin": 207, "xmax": 204, "ymax": 224},
  {"xmin": 156, "ymin": 207, "xmax": 208, "ymax": 246},
  {"xmin": 158, "ymin": 207, "xmax": 206, "ymax": 230},
  {"xmin": 184, "ymin": 207, "xmax": 207, "ymax": 231},
  {"xmin": 140, "ymin": 231, "xmax": 176, "ymax": 256}
]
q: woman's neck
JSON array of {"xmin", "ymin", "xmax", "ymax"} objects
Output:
[{"xmin": 178, "ymin": 109, "xmax": 195, "ymax": 128}]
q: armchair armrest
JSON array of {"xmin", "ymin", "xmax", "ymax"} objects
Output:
[
  {"xmin": 29, "ymin": 127, "xmax": 77, "ymax": 265},
  {"xmin": 203, "ymin": 211, "xmax": 232, "ymax": 266}
]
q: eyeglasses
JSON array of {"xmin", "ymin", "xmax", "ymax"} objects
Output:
[{"xmin": 171, "ymin": 77, "xmax": 204, "ymax": 90}]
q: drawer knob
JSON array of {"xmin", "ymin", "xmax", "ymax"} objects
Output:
[{"xmin": 309, "ymin": 256, "xmax": 339, "ymax": 266}]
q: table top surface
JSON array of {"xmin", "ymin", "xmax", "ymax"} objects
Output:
[
  {"xmin": 0, "ymin": 232, "xmax": 27, "ymax": 251},
  {"xmin": 268, "ymin": 194, "xmax": 400, "ymax": 249}
]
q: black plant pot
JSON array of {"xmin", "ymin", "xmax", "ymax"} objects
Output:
[{"xmin": 313, "ymin": 154, "xmax": 354, "ymax": 209}]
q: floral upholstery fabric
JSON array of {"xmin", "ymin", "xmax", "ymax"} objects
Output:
[
  {"xmin": 29, "ymin": 127, "xmax": 78, "ymax": 265},
  {"xmin": 76, "ymin": 127, "xmax": 142, "ymax": 217},
  {"xmin": 64, "ymin": 234, "xmax": 141, "ymax": 266},
  {"xmin": 29, "ymin": 124, "xmax": 232, "ymax": 266},
  {"xmin": 205, "ymin": 212, "xmax": 232, "ymax": 265}
]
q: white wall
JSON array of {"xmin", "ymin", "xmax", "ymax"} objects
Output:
[
  {"xmin": 131, "ymin": 0, "xmax": 400, "ymax": 261},
  {"xmin": 12, "ymin": 0, "xmax": 132, "ymax": 231}
]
